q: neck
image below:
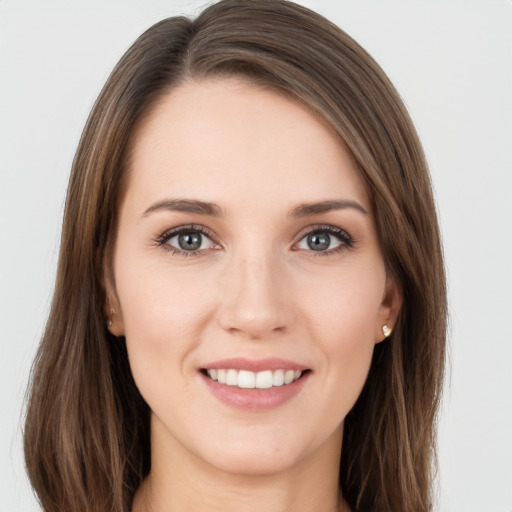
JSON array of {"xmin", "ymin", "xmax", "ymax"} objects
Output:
[{"xmin": 132, "ymin": 417, "xmax": 347, "ymax": 512}]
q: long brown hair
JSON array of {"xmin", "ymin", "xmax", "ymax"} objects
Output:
[{"xmin": 24, "ymin": 1, "xmax": 447, "ymax": 511}]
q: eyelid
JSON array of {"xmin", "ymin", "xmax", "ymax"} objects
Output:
[
  {"xmin": 157, "ymin": 223, "xmax": 217, "ymax": 242},
  {"xmin": 155, "ymin": 224, "xmax": 221, "ymax": 257},
  {"xmin": 154, "ymin": 223, "xmax": 355, "ymax": 258},
  {"xmin": 291, "ymin": 224, "xmax": 355, "ymax": 254}
]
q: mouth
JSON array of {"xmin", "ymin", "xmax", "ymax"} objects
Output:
[
  {"xmin": 199, "ymin": 357, "xmax": 311, "ymax": 410},
  {"xmin": 200, "ymin": 368, "xmax": 309, "ymax": 389}
]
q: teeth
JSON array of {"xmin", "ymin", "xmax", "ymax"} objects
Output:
[
  {"xmin": 226, "ymin": 369, "xmax": 238, "ymax": 386},
  {"xmin": 238, "ymin": 370, "xmax": 255, "ymax": 389},
  {"xmin": 284, "ymin": 370, "xmax": 295, "ymax": 384},
  {"xmin": 272, "ymin": 369, "xmax": 284, "ymax": 387},
  {"xmin": 205, "ymin": 368, "xmax": 304, "ymax": 389},
  {"xmin": 256, "ymin": 370, "xmax": 273, "ymax": 389}
]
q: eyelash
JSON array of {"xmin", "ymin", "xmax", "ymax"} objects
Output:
[
  {"xmin": 154, "ymin": 224, "xmax": 355, "ymax": 258},
  {"xmin": 155, "ymin": 224, "xmax": 217, "ymax": 258},
  {"xmin": 293, "ymin": 225, "xmax": 355, "ymax": 257}
]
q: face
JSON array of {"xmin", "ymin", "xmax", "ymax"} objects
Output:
[{"xmin": 109, "ymin": 78, "xmax": 400, "ymax": 476}]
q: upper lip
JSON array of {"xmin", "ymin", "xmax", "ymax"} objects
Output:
[{"xmin": 201, "ymin": 357, "xmax": 309, "ymax": 372}]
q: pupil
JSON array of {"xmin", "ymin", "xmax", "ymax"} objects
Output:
[
  {"xmin": 178, "ymin": 232, "xmax": 201, "ymax": 251},
  {"xmin": 307, "ymin": 232, "xmax": 330, "ymax": 251}
]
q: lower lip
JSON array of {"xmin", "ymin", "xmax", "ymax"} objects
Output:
[{"xmin": 200, "ymin": 372, "xmax": 310, "ymax": 411}]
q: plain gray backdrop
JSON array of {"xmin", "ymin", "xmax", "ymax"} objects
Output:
[{"xmin": 1, "ymin": 1, "xmax": 511, "ymax": 511}]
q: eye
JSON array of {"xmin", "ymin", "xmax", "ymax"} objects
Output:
[
  {"xmin": 295, "ymin": 226, "xmax": 354, "ymax": 254},
  {"xmin": 156, "ymin": 225, "xmax": 219, "ymax": 256},
  {"xmin": 168, "ymin": 231, "xmax": 213, "ymax": 251}
]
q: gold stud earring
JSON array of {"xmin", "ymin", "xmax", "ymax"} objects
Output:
[
  {"xmin": 382, "ymin": 324, "xmax": 392, "ymax": 337},
  {"xmin": 107, "ymin": 307, "xmax": 115, "ymax": 328}
]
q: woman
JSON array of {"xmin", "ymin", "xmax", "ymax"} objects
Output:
[{"xmin": 24, "ymin": 1, "xmax": 447, "ymax": 511}]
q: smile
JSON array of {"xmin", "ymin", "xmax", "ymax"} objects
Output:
[
  {"xmin": 199, "ymin": 358, "xmax": 310, "ymax": 410},
  {"xmin": 205, "ymin": 369, "xmax": 303, "ymax": 389}
]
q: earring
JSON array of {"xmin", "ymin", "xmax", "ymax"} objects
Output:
[
  {"xmin": 107, "ymin": 307, "xmax": 115, "ymax": 328},
  {"xmin": 382, "ymin": 324, "xmax": 392, "ymax": 337}
]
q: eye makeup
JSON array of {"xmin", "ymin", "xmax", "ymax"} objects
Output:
[
  {"xmin": 154, "ymin": 224, "xmax": 220, "ymax": 258},
  {"xmin": 153, "ymin": 222, "xmax": 356, "ymax": 259},
  {"xmin": 292, "ymin": 224, "xmax": 356, "ymax": 257}
]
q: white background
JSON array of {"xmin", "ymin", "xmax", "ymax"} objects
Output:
[{"xmin": 1, "ymin": 1, "xmax": 511, "ymax": 511}]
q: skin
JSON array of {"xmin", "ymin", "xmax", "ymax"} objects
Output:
[{"xmin": 107, "ymin": 78, "xmax": 401, "ymax": 512}]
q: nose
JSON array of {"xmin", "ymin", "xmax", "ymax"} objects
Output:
[{"xmin": 216, "ymin": 251, "xmax": 294, "ymax": 340}]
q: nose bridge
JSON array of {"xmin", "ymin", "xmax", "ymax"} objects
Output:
[{"xmin": 217, "ymin": 244, "xmax": 292, "ymax": 339}]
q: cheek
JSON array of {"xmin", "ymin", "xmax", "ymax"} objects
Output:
[
  {"xmin": 113, "ymin": 248, "xmax": 217, "ymax": 387},
  {"xmin": 299, "ymin": 261, "xmax": 384, "ymax": 344},
  {"xmin": 297, "ymin": 263, "xmax": 384, "ymax": 402}
]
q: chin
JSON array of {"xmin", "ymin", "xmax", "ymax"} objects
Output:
[
  {"xmin": 196, "ymin": 425, "xmax": 333, "ymax": 477},
  {"xmin": 205, "ymin": 447, "xmax": 301, "ymax": 477}
]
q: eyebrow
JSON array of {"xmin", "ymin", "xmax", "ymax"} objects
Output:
[
  {"xmin": 141, "ymin": 198, "xmax": 368, "ymax": 219},
  {"xmin": 142, "ymin": 198, "xmax": 224, "ymax": 218},
  {"xmin": 289, "ymin": 200, "xmax": 368, "ymax": 217}
]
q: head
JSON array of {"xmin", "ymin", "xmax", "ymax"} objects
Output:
[{"xmin": 24, "ymin": 2, "xmax": 446, "ymax": 512}]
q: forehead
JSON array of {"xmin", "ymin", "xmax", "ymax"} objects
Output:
[{"xmin": 124, "ymin": 77, "xmax": 369, "ymax": 214}]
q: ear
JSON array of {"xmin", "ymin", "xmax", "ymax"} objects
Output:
[
  {"xmin": 374, "ymin": 274, "xmax": 402, "ymax": 344},
  {"xmin": 101, "ymin": 258, "xmax": 125, "ymax": 337}
]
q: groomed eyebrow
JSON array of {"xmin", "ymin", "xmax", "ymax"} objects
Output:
[
  {"xmin": 289, "ymin": 199, "xmax": 368, "ymax": 217},
  {"xmin": 142, "ymin": 198, "xmax": 367, "ymax": 219},
  {"xmin": 142, "ymin": 199, "xmax": 224, "ymax": 218}
]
